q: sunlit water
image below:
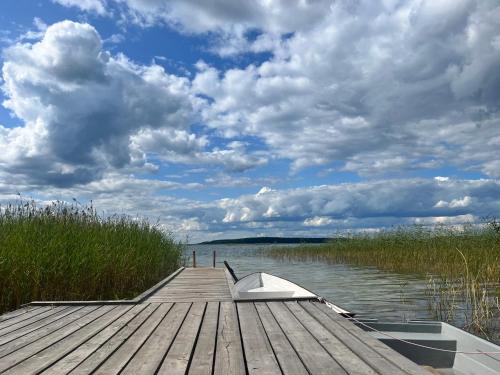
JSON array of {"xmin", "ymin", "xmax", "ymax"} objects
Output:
[{"xmin": 187, "ymin": 244, "xmax": 431, "ymax": 322}]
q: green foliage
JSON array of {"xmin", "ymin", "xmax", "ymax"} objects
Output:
[
  {"xmin": 265, "ymin": 225, "xmax": 499, "ymax": 283},
  {"xmin": 0, "ymin": 200, "xmax": 182, "ymax": 314}
]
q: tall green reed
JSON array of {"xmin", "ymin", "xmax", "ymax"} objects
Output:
[{"xmin": 0, "ymin": 200, "xmax": 183, "ymax": 314}]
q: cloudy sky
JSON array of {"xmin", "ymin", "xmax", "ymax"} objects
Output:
[{"xmin": 0, "ymin": 0, "xmax": 499, "ymax": 242}]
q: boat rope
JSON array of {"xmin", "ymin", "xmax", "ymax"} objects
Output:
[{"xmin": 349, "ymin": 316, "xmax": 500, "ymax": 355}]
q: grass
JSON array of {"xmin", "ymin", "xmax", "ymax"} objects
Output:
[
  {"xmin": 0, "ymin": 200, "xmax": 183, "ymax": 314},
  {"xmin": 264, "ymin": 224, "xmax": 500, "ymax": 341}
]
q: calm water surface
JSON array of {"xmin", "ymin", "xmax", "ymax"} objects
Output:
[{"xmin": 188, "ymin": 244, "xmax": 431, "ymax": 322}]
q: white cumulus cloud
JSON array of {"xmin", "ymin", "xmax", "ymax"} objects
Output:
[{"xmin": 304, "ymin": 216, "xmax": 333, "ymax": 227}]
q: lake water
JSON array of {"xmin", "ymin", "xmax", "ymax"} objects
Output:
[{"xmin": 187, "ymin": 244, "xmax": 431, "ymax": 322}]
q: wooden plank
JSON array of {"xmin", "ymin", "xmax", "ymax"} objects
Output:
[
  {"xmin": 157, "ymin": 290, "xmax": 229, "ymax": 294},
  {"xmin": 166, "ymin": 281, "xmax": 227, "ymax": 284},
  {"xmin": 159, "ymin": 289, "xmax": 229, "ymax": 293},
  {"xmin": 179, "ymin": 275, "xmax": 226, "ymax": 277},
  {"xmin": 151, "ymin": 291, "xmax": 231, "ymax": 294},
  {"xmin": 175, "ymin": 271, "xmax": 224, "ymax": 274},
  {"xmin": 254, "ymin": 302, "xmax": 308, "ymax": 375},
  {"xmin": 168, "ymin": 280, "xmax": 227, "ymax": 283},
  {"xmin": 149, "ymin": 289, "xmax": 230, "ymax": 299},
  {"xmin": 155, "ymin": 283, "xmax": 228, "ymax": 286},
  {"xmin": 0, "ymin": 306, "xmax": 68, "ymax": 337},
  {"xmin": 148, "ymin": 299, "xmax": 232, "ymax": 303},
  {"xmin": 189, "ymin": 302, "xmax": 219, "ymax": 375},
  {"xmin": 42, "ymin": 304, "xmax": 149, "ymax": 374},
  {"xmin": 157, "ymin": 289, "xmax": 229, "ymax": 292},
  {"xmin": 149, "ymin": 295, "xmax": 231, "ymax": 298},
  {"xmin": 237, "ymin": 302, "xmax": 281, "ymax": 374},
  {"xmin": 149, "ymin": 297, "xmax": 231, "ymax": 300},
  {"xmin": 172, "ymin": 280, "xmax": 226, "ymax": 282},
  {"xmin": 170, "ymin": 276, "xmax": 226, "ymax": 279},
  {"xmin": 175, "ymin": 281, "xmax": 232, "ymax": 284},
  {"xmin": 93, "ymin": 303, "xmax": 172, "ymax": 374},
  {"xmin": 23, "ymin": 300, "xmax": 132, "ymax": 306},
  {"xmin": 267, "ymin": 302, "xmax": 347, "ymax": 375},
  {"xmin": 178, "ymin": 272, "xmax": 224, "ymax": 275},
  {"xmin": 0, "ymin": 306, "xmax": 43, "ymax": 324},
  {"xmin": 165, "ymin": 284, "xmax": 229, "ymax": 287},
  {"xmin": 148, "ymin": 293, "xmax": 230, "ymax": 296},
  {"xmin": 148, "ymin": 299, "xmax": 232, "ymax": 302},
  {"xmin": 155, "ymin": 285, "xmax": 229, "ymax": 288},
  {"xmin": 161, "ymin": 284, "xmax": 229, "ymax": 288},
  {"xmin": 71, "ymin": 303, "xmax": 159, "ymax": 374},
  {"xmin": 0, "ymin": 305, "xmax": 114, "ymax": 373},
  {"xmin": 155, "ymin": 284, "xmax": 227, "ymax": 286},
  {"xmin": 131, "ymin": 267, "xmax": 185, "ymax": 302},
  {"xmin": 149, "ymin": 295, "xmax": 231, "ymax": 300},
  {"xmin": 285, "ymin": 301, "xmax": 376, "ymax": 375},
  {"xmin": 0, "ymin": 306, "xmax": 95, "ymax": 359},
  {"xmin": 152, "ymin": 291, "xmax": 230, "ymax": 295},
  {"xmin": 0, "ymin": 306, "xmax": 81, "ymax": 346},
  {"xmin": 214, "ymin": 302, "xmax": 246, "ymax": 375},
  {"xmin": 144, "ymin": 268, "xmax": 232, "ymax": 304},
  {"xmin": 3, "ymin": 306, "xmax": 130, "ymax": 374},
  {"xmin": 148, "ymin": 296, "xmax": 232, "ymax": 299},
  {"xmin": 0, "ymin": 307, "xmax": 52, "ymax": 330},
  {"xmin": 307, "ymin": 302, "xmax": 428, "ymax": 375},
  {"xmin": 159, "ymin": 281, "xmax": 228, "ymax": 284},
  {"xmin": 120, "ymin": 302, "xmax": 189, "ymax": 374},
  {"xmin": 158, "ymin": 302, "xmax": 206, "ymax": 374},
  {"xmin": 152, "ymin": 290, "xmax": 229, "ymax": 293}
]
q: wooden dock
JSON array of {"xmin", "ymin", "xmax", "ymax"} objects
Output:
[
  {"xmin": 145, "ymin": 268, "xmax": 232, "ymax": 303},
  {"xmin": 0, "ymin": 267, "xmax": 429, "ymax": 374}
]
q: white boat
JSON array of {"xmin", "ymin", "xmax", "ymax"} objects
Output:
[
  {"xmin": 224, "ymin": 262, "xmax": 352, "ymax": 316},
  {"xmin": 353, "ymin": 319, "xmax": 500, "ymax": 375},
  {"xmin": 233, "ymin": 272, "xmax": 318, "ymax": 300}
]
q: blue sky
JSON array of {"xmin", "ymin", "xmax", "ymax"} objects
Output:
[{"xmin": 0, "ymin": 0, "xmax": 499, "ymax": 242}]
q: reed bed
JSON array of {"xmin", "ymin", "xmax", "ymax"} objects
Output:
[
  {"xmin": 264, "ymin": 224, "xmax": 500, "ymax": 341},
  {"xmin": 0, "ymin": 200, "xmax": 183, "ymax": 314}
]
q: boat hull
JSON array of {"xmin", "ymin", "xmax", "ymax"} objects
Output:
[{"xmin": 354, "ymin": 320, "xmax": 500, "ymax": 375}]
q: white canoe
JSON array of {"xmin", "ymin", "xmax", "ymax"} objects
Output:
[
  {"xmin": 231, "ymin": 271, "xmax": 353, "ymax": 316},
  {"xmin": 233, "ymin": 272, "xmax": 317, "ymax": 300}
]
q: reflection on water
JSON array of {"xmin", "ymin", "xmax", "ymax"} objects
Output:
[{"xmin": 188, "ymin": 244, "xmax": 431, "ymax": 322}]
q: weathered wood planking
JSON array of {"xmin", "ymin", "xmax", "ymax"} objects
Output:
[
  {"xmin": 70, "ymin": 303, "xmax": 160, "ymax": 374},
  {"xmin": 44, "ymin": 304, "xmax": 149, "ymax": 374},
  {"xmin": 0, "ymin": 306, "xmax": 80, "ymax": 347},
  {"xmin": 3, "ymin": 306, "xmax": 130, "ymax": 374},
  {"xmin": 306, "ymin": 301, "xmax": 429, "ymax": 375},
  {"xmin": 286, "ymin": 301, "xmax": 376, "ymax": 375},
  {"xmin": 254, "ymin": 302, "xmax": 309, "ymax": 375},
  {"xmin": 0, "ymin": 307, "xmax": 52, "ymax": 331},
  {"xmin": 0, "ymin": 306, "xmax": 44, "ymax": 325},
  {"xmin": 237, "ymin": 302, "xmax": 281, "ymax": 374},
  {"xmin": 214, "ymin": 301, "xmax": 246, "ymax": 375},
  {"xmin": 0, "ymin": 268, "xmax": 430, "ymax": 374},
  {"xmin": 121, "ymin": 302, "xmax": 187, "ymax": 374},
  {"xmin": 93, "ymin": 303, "xmax": 172, "ymax": 374},
  {"xmin": 188, "ymin": 302, "xmax": 219, "ymax": 375},
  {"xmin": 158, "ymin": 302, "xmax": 205, "ymax": 374},
  {"xmin": 267, "ymin": 301, "xmax": 348, "ymax": 374},
  {"xmin": 144, "ymin": 267, "xmax": 233, "ymax": 303}
]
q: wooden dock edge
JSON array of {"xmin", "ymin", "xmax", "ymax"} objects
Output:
[
  {"xmin": 22, "ymin": 266, "xmax": 185, "ymax": 307},
  {"xmin": 224, "ymin": 267, "xmax": 238, "ymax": 300}
]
